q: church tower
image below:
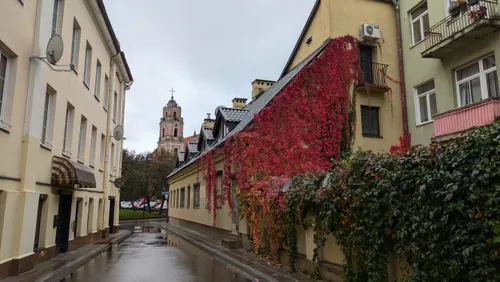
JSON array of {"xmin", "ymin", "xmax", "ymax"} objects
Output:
[{"xmin": 158, "ymin": 88, "xmax": 184, "ymax": 154}]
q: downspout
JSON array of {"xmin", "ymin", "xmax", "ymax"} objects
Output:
[
  {"xmin": 391, "ymin": 0, "xmax": 410, "ymax": 148},
  {"xmin": 101, "ymin": 52, "xmax": 121, "ymax": 235}
]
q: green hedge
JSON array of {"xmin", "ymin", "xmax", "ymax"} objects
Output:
[{"xmin": 286, "ymin": 122, "xmax": 500, "ymax": 281}]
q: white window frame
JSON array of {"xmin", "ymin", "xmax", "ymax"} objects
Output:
[
  {"xmin": 51, "ymin": 0, "xmax": 61, "ymax": 37},
  {"xmin": 78, "ymin": 116, "xmax": 87, "ymax": 162},
  {"xmin": 410, "ymin": 2, "xmax": 429, "ymax": 45},
  {"xmin": 94, "ymin": 60, "xmax": 101, "ymax": 100},
  {"xmin": 90, "ymin": 125, "xmax": 97, "ymax": 166},
  {"xmin": 100, "ymin": 134, "xmax": 105, "ymax": 169},
  {"xmin": 455, "ymin": 54, "xmax": 497, "ymax": 107},
  {"xmin": 41, "ymin": 92, "xmax": 51, "ymax": 145},
  {"xmin": 70, "ymin": 19, "xmax": 80, "ymax": 68},
  {"xmin": 414, "ymin": 80, "xmax": 437, "ymax": 126},
  {"xmin": 0, "ymin": 52, "xmax": 9, "ymax": 129},
  {"xmin": 103, "ymin": 74, "xmax": 109, "ymax": 110},
  {"xmin": 83, "ymin": 42, "xmax": 92, "ymax": 87},
  {"xmin": 63, "ymin": 103, "xmax": 74, "ymax": 156},
  {"xmin": 112, "ymin": 91, "xmax": 117, "ymax": 122}
]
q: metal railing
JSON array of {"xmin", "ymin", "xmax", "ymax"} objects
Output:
[
  {"xmin": 424, "ymin": 0, "xmax": 499, "ymax": 51},
  {"xmin": 359, "ymin": 61, "xmax": 388, "ymax": 86}
]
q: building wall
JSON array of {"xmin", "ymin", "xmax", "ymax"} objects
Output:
[
  {"xmin": 0, "ymin": 0, "xmax": 129, "ymax": 277},
  {"xmin": 400, "ymin": 0, "xmax": 500, "ymax": 145}
]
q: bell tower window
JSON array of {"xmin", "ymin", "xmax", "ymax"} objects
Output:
[
  {"xmin": 174, "ymin": 128, "xmax": 178, "ymax": 137},
  {"xmin": 173, "ymin": 112, "xmax": 177, "ymax": 121},
  {"xmin": 162, "ymin": 128, "xmax": 165, "ymax": 137}
]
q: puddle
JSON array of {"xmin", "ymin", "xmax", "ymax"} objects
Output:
[{"xmin": 133, "ymin": 226, "xmax": 161, "ymax": 233}]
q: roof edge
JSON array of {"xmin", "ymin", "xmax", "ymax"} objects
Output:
[{"xmin": 279, "ymin": 0, "xmax": 320, "ymax": 79}]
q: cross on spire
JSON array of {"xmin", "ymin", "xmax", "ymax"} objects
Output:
[{"xmin": 169, "ymin": 87, "xmax": 175, "ymax": 99}]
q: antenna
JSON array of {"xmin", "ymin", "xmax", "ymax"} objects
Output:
[
  {"xmin": 112, "ymin": 125, "xmax": 124, "ymax": 141},
  {"xmin": 30, "ymin": 35, "xmax": 74, "ymax": 72}
]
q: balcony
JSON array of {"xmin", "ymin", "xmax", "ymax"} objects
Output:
[
  {"xmin": 432, "ymin": 98, "xmax": 500, "ymax": 138},
  {"xmin": 356, "ymin": 61, "xmax": 389, "ymax": 93},
  {"xmin": 422, "ymin": 0, "xmax": 500, "ymax": 59}
]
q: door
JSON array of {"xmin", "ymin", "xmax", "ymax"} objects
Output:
[
  {"xmin": 56, "ymin": 193, "xmax": 72, "ymax": 254},
  {"xmin": 108, "ymin": 199, "xmax": 115, "ymax": 234},
  {"xmin": 359, "ymin": 45, "xmax": 374, "ymax": 84}
]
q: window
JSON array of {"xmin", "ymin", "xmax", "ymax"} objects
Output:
[
  {"xmin": 87, "ymin": 198, "xmax": 94, "ymax": 234},
  {"xmin": 90, "ymin": 126, "xmax": 97, "ymax": 166},
  {"xmin": 174, "ymin": 148, "xmax": 178, "ymax": 155},
  {"xmin": 415, "ymin": 80, "xmax": 437, "ymax": 124},
  {"xmin": 63, "ymin": 103, "xmax": 74, "ymax": 154},
  {"xmin": 445, "ymin": 0, "xmax": 458, "ymax": 15},
  {"xmin": 100, "ymin": 134, "xmax": 105, "ymax": 168},
  {"xmin": 94, "ymin": 60, "xmax": 101, "ymax": 99},
  {"xmin": 456, "ymin": 55, "xmax": 498, "ymax": 107},
  {"xmin": 174, "ymin": 128, "xmax": 178, "ymax": 137},
  {"xmin": 33, "ymin": 194, "xmax": 47, "ymax": 251},
  {"xmin": 173, "ymin": 112, "xmax": 177, "ymax": 120},
  {"xmin": 74, "ymin": 198, "xmax": 82, "ymax": 238},
  {"xmin": 112, "ymin": 91, "xmax": 117, "ymax": 122},
  {"xmin": 180, "ymin": 187, "xmax": 185, "ymax": 208},
  {"xmin": 361, "ymin": 106, "xmax": 381, "ymax": 137},
  {"xmin": 0, "ymin": 53, "xmax": 8, "ymax": 120},
  {"xmin": 78, "ymin": 116, "xmax": 87, "ymax": 161},
  {"xmin": 162, "ymin": 128, "xmax": 165, "ymax": 137},
  {"xmin": 41, "ymin": 92, "xmax": 51, "ymax": 145},
  {"xmin": 110, "ymin": 143, "xmax": 115, "ymax": 174},
  {"xmin": 216, "ymin": 171, "xmax": 222, "ymax": 208},
  {"xmin": 194, "ymin": 183, "xmax": 200, "ymax": 208},
  {"xmin": 51, "ymin": 0, "xmax": 62, "ymax": 37},
  {"xmin": 103, "ymin": 75, "xmax": 109, "ymax": 110},
  {"xmin": 187, "ymin": 186, "xmax": 191, "ymax": 209},
  {"xmin": 83, "ymin": 42, "xmax": 92, "ymax": 87},
  {"xmin": 70, "ymin": 19, "xmax": 80, "ymax": 69},
  {"xmin": 410, "ymin": 2, "xmax": 429, "ymax": 45}
]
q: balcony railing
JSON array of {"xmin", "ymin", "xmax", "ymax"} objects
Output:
[
  {"xmin": 432, "ymin": 98, "xmax": 500, "ymax": 138},
  {"xmin": 359, "ymin": 61, "xmax": 388, "ymax": 87},
  {"xmin": 423, "ymin": 0, "xmax": 500, "ymax": 58}
]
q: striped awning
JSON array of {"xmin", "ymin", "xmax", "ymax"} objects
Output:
[{"xmin": 51, "ymin": 156, "xmax": 96, "ymax": 188}]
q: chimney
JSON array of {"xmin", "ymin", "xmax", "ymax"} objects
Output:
[
  {"xmin": 252, "ymin": 79, "xmax": 275, "ymax": 101},
  {"xmin": 232, "ymin": 98, "xmax": 248, "ymax": 109},
  {"xmin": 203, "ymin": 113, "xmax": 215, "ymax": 128}
]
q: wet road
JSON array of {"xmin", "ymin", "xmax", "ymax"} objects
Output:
[{"xmin": 66, "ymin": 223, "xmax": 252, "ymax": 282}]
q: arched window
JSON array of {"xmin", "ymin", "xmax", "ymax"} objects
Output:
[
  {"xmin": 173, "ymin": 112, "xmax": 177, "ymax": 120},
  {"xmin": 174, "ymin": 148, "xmax": 178, "ymax": 155},
  {"xmin": 174, "ymin": 128, "xmax": 178, "ymax": 137}
]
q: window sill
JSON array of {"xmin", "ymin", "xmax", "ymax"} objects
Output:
[
  {"xmin": 103, "ymin": 107, "xmax": 108, "ymax": 112},
  {"xmin": 362, "ymin": 134, "xmax": 383, "ymax": 139},
  {"xmin": 99, "ymin": 168, "xmax": 104, "ymax": 172},
  {"xmin": 410, "ymin": 39, "xmax": 425, "ymax": 49},
  {"xmin": 83, "ymin": 81, "xmax": 90, "ymax": 90},
  {"xmin": 62, "ymin": 151, "xmax": 72, "ymax": 159},
  {"xmin": 113, "ymin": 119, "xmax": 116, "ymax": 124},
  {"xmin": 194, "ymin": 206, "xmax": 200, "ymax": 209},
  {"xmin": 72, "ymin": 68, "xmax": 78, "ymax": 75},
  {"xmin": 40, "ymin": 142, "xmax": 53, "ymax": 151},
  {"xmin": 416, "ymin": 120, "xmax": 433, "ymax": 127},
  {"xmin": 0, "ymin": 120, "xmax": 12, "ymax": 133},
  {"xmin": 77, "ymin": 158, "xmax": 85, "ymax": 164},
  {"xmin": 89, "ymin": 162, "xmax": 95, "ymax": 168},
  {"xmin": 94, "ymin": 95, "xmax": 100, "ymax": 102}
]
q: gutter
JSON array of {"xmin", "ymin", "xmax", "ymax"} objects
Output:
[{"xmin": 391, "ymin": 0, "xmax": 410, "ymax": 147}]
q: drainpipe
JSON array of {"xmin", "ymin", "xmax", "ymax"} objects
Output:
[
  {"xmin": 391, "ymin": 0, "xmax": 410, "ymax": 148},
  {"xmin": 101, "ymin": 52, "xmax": 121, "ymax": 236}
]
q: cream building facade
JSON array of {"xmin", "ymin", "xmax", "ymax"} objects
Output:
[
  {"xmin": 0, "ymin": 0, "xmax": 133, "ymax": 278},
  {"xmin": 400, "ymin": 0, "xmax": 500, "ymax": 145}
]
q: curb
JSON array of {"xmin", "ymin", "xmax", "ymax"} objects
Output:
[
  {"xmin": 158, "ymin": 224, "xmax": 280, "ymax": 282},
  {"xmin": 37, "ymin": 230, "xmax": 132, "ymax": 282}
]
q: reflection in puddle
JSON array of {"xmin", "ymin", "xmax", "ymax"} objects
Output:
[{"xmin": 133, "ymin": 226, "xmax": 161, "ymax": 233}]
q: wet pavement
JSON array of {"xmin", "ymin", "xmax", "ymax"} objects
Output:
[{"xmin": 65, "ymin": 223, "xmax": 253, "ymax": 282}]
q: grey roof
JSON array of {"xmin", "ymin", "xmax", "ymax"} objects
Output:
[
  {"xmin": 188, "ymin": 142, "xmax": 198, "ymax": 154},
  {"xmin": 219, "ymin": 108, "xmax": 249, "ymax": 122},
  {"xmin": 202, "ymin": 127, "xmax": 214, "ymax": 140},
  {"xmin": 168, "ymin": 39, "xmax": 331, "ymax": 179}
]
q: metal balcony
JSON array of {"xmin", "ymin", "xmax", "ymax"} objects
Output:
[
  {"xmin": 358, "ymin": 61, "xmax": 389, "ymax": 89},
  {"xmin": 432, "ymin": 98, "xmax": 500, "ymax": 138},
  {"xmin": 422, "ymin": 0, "xmax": 500, "ymax": 59}
]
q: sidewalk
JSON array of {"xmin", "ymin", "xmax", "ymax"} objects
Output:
[
  {"xmin": 158, "ymin": 223, "xmax": 316, "ymax": 282},
  {"xmin": 1, "ymin": 230, "xmax": 131, "ymax": 282}
]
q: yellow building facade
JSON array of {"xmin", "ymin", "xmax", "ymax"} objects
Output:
[{"xmin": 0, "ymin": 0, "xmax": 132, "ymax": 278}]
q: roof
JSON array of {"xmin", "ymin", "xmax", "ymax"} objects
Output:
[
  {"xmin": 187, "ymin": 142, "xmax": 198, "ymax": 154},
  {"xmin": 184, "ymin": 134, "xmax": 199, "ymax": 148},
  {"xmin": 279, "ymin": 0, "xmax": 320, "ymax": 79},
  {"xmin": 167, "ymin": 39, "xmax": 331, "ymax": 179},
  {"xmin": 202, "ymin": 127, "xmax": 214, "ymax": 141},
  {"xmin": 219, "ymin": 108, "xmax": 249, "ymax": 123},
  {"xmin": 95, "ymin": 0, "xmax": 133, "ymax": 82}
]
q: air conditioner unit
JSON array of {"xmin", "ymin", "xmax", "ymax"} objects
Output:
[{"xmin": 361, "ymin": 24, "xmax": 380, "ymax": 40}]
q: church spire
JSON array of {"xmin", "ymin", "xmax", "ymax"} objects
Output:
[{"xmin": 168, "ymin": 87, "xmax": 177, "ymax": 105}]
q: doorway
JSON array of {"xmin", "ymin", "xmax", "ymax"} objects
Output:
[
  {"xmin": 108, "ymin": 198, "xmax": 115, "ymax": 234},
  {"xmin": 359, "ymin": 45, "xmax": 374, "ymax": 84},
  {"xmin": 56, "ymin": 193, "xmax": 72, "ymax": 254}
]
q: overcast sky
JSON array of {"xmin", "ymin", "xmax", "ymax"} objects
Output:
[{"xmin": 104, "ymin": 0, "xmax": 316, "ymax": 153}]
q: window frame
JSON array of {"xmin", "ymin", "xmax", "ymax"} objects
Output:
[
  {"xmin": 216, "ymin": 171, "xmax": 222, "ymax": 208},
  {"xmin": 83, "ymin": 42, "xmax": 92, "ymax": 88},
  {"xmin": 63, "ymin": 103, "xmax": 74, "ymax": 156},
  {"xmin": 455, "ymin": 54, "xmax": 498, "ymax": 107},
  {"xmin": 78, "ymin": 116, "xmax": 87, "ymax": 162},
  {"xmin": 103, "ymin": 74, "xmax": 109, "ymax": 111},
  {"xmin": 180, "ymin": 187, "xmax": 185, "ymax": 208},
  {"xmin": 51, "ymin": 0, "xmax": 61, "ymax": 37},
  {"xmin": 360, "ymin": 105, "xmax": 381, "ymax": 138},
  {"xmin": 414, "ymin": 80, "xmax": 437, "ymax": 125},
  {"xmin": 100, "ymin": 134, "xmax": 105, "ymax": 169},
  {"xmin": 70, "ymin": 19, "xmax": 81, "ymax": 70},
  {"xmin": 89, "ymin": 125, "xmax": 97, "ymax": 166},
  {"xmin": 409, "ymin": 2, "xmax": 430, "ymax": 45},
  {"xmin": 0, "ymin": 52, "xmax": 9, "ymax": 124},
  {"xmin": 94, "ymin": 60, "xmax": 101, "ymax": 100},
  {"xmin": 194, "ymin": 183, "xmax": 200, "ymax": 209}
]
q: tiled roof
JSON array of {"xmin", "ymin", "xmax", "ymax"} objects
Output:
[
  {"xmin": 168, "ymin": 39, "xmax": 331, "ymax": 179},
  {"xmin": 219, "ymin": 108, "xmax": 249, "ymax": 122},
  {"xmin": 202, "ymin": 127, "xmax": 214, "ymax": 140}
]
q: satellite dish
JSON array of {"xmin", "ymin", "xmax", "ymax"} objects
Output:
[
  {"xmin": 46, "ymin": 35, "xmax": 64, "ymax": 65},
  {"xmin": 114, "ymin": 177, "xmax": 125, "ymax": 188},
  {"xmin": 113, "ymin": 125, "xmax": 124, "ymax": 141}
]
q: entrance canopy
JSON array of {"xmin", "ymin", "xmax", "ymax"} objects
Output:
[{"xmin": 51, "ymin": 156, "xmax": 96, "ymax": 188}]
